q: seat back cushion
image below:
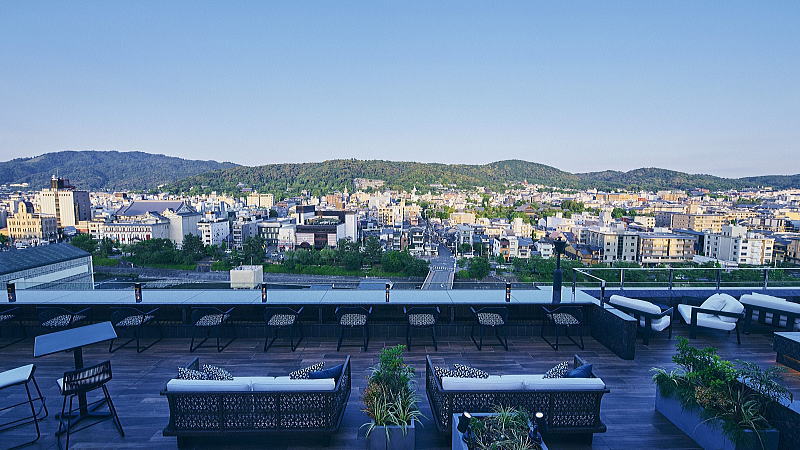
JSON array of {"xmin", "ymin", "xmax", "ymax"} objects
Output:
[
  {"xmin": 609, "ymin": 295, "xmax": 661, "ymax": 315},
  {"xmin": 525, "ymin": 377, "xmax": 606, "ymax": 391},
  {"xmin": 719, "ymin": 297, "xmax": 744, "ymax": 323},
  {"xmin": 701, "ymin": 294, "xmax": 733, "ymax": 312},
  {"xmin": 252, "ymin": 376, "xmax": 336, "ymax": 392}
]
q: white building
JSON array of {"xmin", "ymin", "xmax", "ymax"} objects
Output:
[
  {"xmin": 534, "ymin": 241, "xmax": 554, "ymax": 258},
  {"xmin": 36, "ymin": 177, "xmax": 91, "ymax": 228},
  {"xmin": 583, "ymin": 227, "xmax": 639, "ymax": 263},
  {"xmin": 704, "ymin": 225, "xmax": 774, "ymax": 265},
  {"xmin": 198, "ymin": 218, "xmax": 230, "ymax": 246}
]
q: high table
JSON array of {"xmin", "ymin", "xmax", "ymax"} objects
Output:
[{"xmin": 33, "ymin": 322, "xmax": 117, "ymax": 428}]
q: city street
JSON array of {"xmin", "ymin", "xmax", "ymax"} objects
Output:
[{"xmin": 422, "ymin": 244, "xmax": 455, "ymax": 290}]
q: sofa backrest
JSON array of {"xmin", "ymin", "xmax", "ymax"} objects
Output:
[{"xmin": 609, "ymin": 295, "xmax": 661, "ymax": 315}]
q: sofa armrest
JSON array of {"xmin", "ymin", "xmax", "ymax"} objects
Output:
[{"xmin": 690, "ymin": 307, "xmax": 742, "ymax": 326}]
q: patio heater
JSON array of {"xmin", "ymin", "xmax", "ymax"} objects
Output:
[
  {"xmin": 552, "ymin": 237, "xmax": 567, "ymax": 303},
  {"xmin": 6, "ymin": 282, "xmax": 15, "ymax": 303},
  {"xmin": 134, "ymin": 282, "xmax": 142, "ymax": 303}
]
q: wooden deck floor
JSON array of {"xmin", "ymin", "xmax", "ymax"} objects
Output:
[{"xmin": 1, "ymin": 327, "xmax": 798, "ymax": 450}]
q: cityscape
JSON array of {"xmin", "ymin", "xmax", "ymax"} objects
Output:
[{"xmin": 1, "ymin": 2, "xmax": 799, "ymax": 450}]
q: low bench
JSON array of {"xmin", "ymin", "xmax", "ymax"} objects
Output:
[
  {"xmin": 161, "ymin": 356, "xmax": 351, "ymax": 447},
  {"xmin": 425, "ymin": 355, "xmax": 609, "ymax": 443}
]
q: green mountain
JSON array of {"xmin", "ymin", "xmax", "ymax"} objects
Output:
[
  {"xmin": 0, "ymin": 151, "xmax": 238, "ymax": 191},
  {"xmin": 167, "ymin": 159, "xmax": 800, "ymax": 196}
]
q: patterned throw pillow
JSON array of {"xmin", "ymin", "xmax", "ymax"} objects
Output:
[
  {"xmin": 177, "ymin": 367, "xmax": 209, "ymax": 380},
  {"xmin": 202, "ymin": 364, "xmax": 233, "ymax": 381},
  {"xmin": 289, "ymin": 362, "xmax": 324, "ymax": 379},
  {"xmin": 451, "ymin": 364, "xmax": 489, "ymax": 379},
  {"xmin": 543, "ymin": 361, "xmax": 571, "ymax": 379},
  {"xmin": 433, "ymin": 366, "xmax": 454, "ymax": 379}
]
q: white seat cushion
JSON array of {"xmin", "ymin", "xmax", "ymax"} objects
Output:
[
  {"xmin": 166, "ymin": 378, "xmax": 252, "ymax": 392},
  {"xmin": 741, "ymin": 293, "xmax": 800, "ymax": 330},
  {"xmin": 441, "ymin": 375, "xmax": 524, "ymax": 391},
  {"xmin": 677, "ymin": 304, "xmax": 736, "ymax": 331},
  {"xmin": 251, "ymin": 376, "xmax": 335, "ymax": 392},
  {"xmin": 609, "ymin": 295, "xmax": 662, "ymax": 315},
  {"xmin": 0, "ymin": 364, "xmax": 34, "ymax": 389},
  {"xmin": 639, "ymin": 315, "xmax": 671, "ymax": 332}
]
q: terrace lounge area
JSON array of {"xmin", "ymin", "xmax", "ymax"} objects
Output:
[{"xmin": 2, "ymin": 275, "xmax": 800, "ymax": 449}]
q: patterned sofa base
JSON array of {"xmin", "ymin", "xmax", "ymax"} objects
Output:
[
  {"xmin": 161, "ymin": 356, "xmax": 351, "ymax": 445},
  {"xmin": 425, "ymin": 355, "xmax": 609, "ymax": 441}
]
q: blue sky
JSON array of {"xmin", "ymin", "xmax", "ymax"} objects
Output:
[{"xmin": 0, "ymin": 1, "xmax": 797, "ymax": 177}]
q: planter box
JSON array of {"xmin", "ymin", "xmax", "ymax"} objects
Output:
[
  {"xmin": 450, "ymin": 414, "xmax": 548, "ymax": 450},
  {"xmin": 655, "ymin": 389, "xmax": 779, "ymax": 450},
  {"xmin": 367, "ymin": 422, "xmax": 415, "ymax": 450}
]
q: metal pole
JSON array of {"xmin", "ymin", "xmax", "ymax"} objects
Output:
[
  {"xmin": 385, "ymin": 283, "xmax": 390, "ymax": 303},
  {"xmin": 715, "ymin": 269, "xmax": 721, "ymax": 291},
  {"xmin": 763, "ymin": 268, "xmax": 769, "ymax": 291},
  {"xmin": 619, "ymin": 268, "xmax": 625, "ymax": 291},
  {"xmin": 6, "ymin": 283, "xmax": 15, "ymax": 303},
  {"xmin": 668, "ymin": 268, "xmax": 674, "ymax": 291},
  {"xmin": 600, "ymin": 280, "xmax": 606, "ymax": 307}
]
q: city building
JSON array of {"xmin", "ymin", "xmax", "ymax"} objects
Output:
[
  {"xmin": 704, "ymin": 225, "xmax": 774, "ymax": 265},
  {"xmin": 246, "ymin": 193, "xmax": 275, "ymax": 209},
  {"xmin": 296, "ymin": 217, "xmax": 348, "ymax": 249},
  {"xmin": 787, "ymin": 238, "xmax": 800, "ymax": 264},
  {"xmin": 583, "ymin": 227, "xmax": 639, "ymax": 263},
  {"xmin": 637, "ymin": 232, "xmax": 696, "ymax": 265},
  {"xmin": 36, "ymin": 176, "xmax": 91, "ymax": 228},
  {"xmin": 0, "ymin": 243, "xmax": 94, "ymax": 289},
  {"xmin": 7, "ymin": 202, "xmax": 58, "ymax": 243},
  {"xmin": 115, "ymin": 200, "xmax": 201, "ymax": 246},
  {"xmin": 198, "ymin": 218, "xmax": 231, "ymax": 246},
  {"xmin": 450, "ymin": 211, "xmax": 477, "ymax": 225},
  {"xmin": 98, "ymin": 219, "xmax": 171, "ymax": 244},
  {"xmin": 670, "ymin": 213, "xmax": 727, "ymax": 233}
]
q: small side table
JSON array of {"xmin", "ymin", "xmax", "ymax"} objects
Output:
[{"xmin": 774, "ymin": 332, "xmax": 800, "ymax": 371}]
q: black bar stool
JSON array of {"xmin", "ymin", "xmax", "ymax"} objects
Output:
[
  {"xmin": 404, "ymin": 306, "xmax": 440, "ymax": 350},
  {"xmin": 109, "ymin": 307, "xmax": 162, "ymax": 353},
  {"xmin": 470, "ymin": 306, "xmax": 509, "ymax": 351},
  {"xmin": 0, "ymin": 364, "xmax": 48, "ymax": 448},
  {"xmin": 189, "ymin": 307, "xmax": 236, "ymax": 352},
  {"xmin": 540, "ymin": 305, "xmax": 585, "ymax": 350},
  {"xmin": 335, "ymin": 306, "xmax": 372, "ymax": 352},
  {"xmin": 57, "ymin": 361, "xmax": 123, "ymax": 449},
  {"xmin": 264, "ymin": 307, "xmax": 304, "ymax": 352}
]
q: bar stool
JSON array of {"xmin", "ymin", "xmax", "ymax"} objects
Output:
[
  {"xmin": 0, "ymin": 364, "xmax": 48, "ymax": 448},
  {"xmin": 37, "ymin": 307, "xmax": 90, "ymax": 334},
  {"xmin": 109, "ymin": 307, "xmax": 162, "ymax": 353},
  {"xmin": 264, "ymin": 307, "xmax": 304, "ymax": 352},
  {"xmin": 541, "ymin": 305, "xmax": 585, "ymax": 351},
  {"xmin": 0, "ymin": 307, "xmax": 26, "ymax": 349},
  {"xmin": 335, "ymin": 306, "xmax": 372, "ymax": 352},
  {"xmin": 57, "ymin": 361, "xmax": 124, "ymax": 449},
  {"xmin": 470, "ymin": 306, "xmax": 509, "ymax": 351},
  {"xmin": 189, "ymin": 307, "xmax": 236, "ymax": 352},
  {"xmin": 404, "ymin": 306, "xmax": 440, "ymax": 350}
]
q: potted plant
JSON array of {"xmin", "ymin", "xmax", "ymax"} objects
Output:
[
  {"xmin": 362, "ymin": 345, "xmax": 424, "ymax": 450},
  {"xmin": 451, "ymin": 406, "xmax": 547, "ymax": 450},
  {"xmin": 652, "ymin": 338, "xmax": 790, "ymax": 450}
]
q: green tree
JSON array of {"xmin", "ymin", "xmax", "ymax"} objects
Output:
[
  {"xmin": 363, "ymin": 236, "xmax": 383, "ymax": 265},
  {"xmin": 467, "ymin": 257, "xmax": 490, "ymax": 280},
  {"xmin": 0, "ymin": 234, "xmax": 8, "ymax": 247},
  {"xmin": 97, "ymin": 237, "xmax": 115, "ymax": 257},
  {"xmin": 181, "ymin": 234, "xmax": 205, "ymax": 261},
  {"xmin": 70, "ymin": 234, "xmax": 97, "ymax": 254},
  {"xmin": 459, "ymin": 243, "xmax": 473, "ymax": 255},
  {"xmin": 242, "ymin": 236, "xmax": 267, "ymax": 264}
]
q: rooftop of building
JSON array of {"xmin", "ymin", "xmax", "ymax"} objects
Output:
[{"xmin": 0, "ymin": 243, "xmax": 89, "ymax": 275}]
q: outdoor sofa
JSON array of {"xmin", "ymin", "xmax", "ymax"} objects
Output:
[
  {"xmin": 162, "ymin": 356, "xmax": 351, "ymax": 447},
  {"xmin": 740, "ymin": 292, "xmax": 800, "ymax": 332},
  {"xmin": 425, "ymin": 355, "xmax": 609, "ymax": 443},
  {"xmin": 608, "ymin": 294, "xmax": 673, "ymax": 345}
]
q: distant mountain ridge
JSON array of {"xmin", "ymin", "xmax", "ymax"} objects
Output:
[
  {"xmin": 0, "ymin": 151, "xmax": 238, "ymax": 191},
  {"xmin": 2, "ymin": 151, "xmax": 798, "ymax": 194},
  {"xmin": 168, "ymin": 158, "xmax": 800, "ymax": 195}
]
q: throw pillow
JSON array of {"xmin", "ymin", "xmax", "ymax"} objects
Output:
[
  {"xmin": 565, "ymin": 364, "xmax": 593, "ymax": 378},
  {"xmin": 177, "ymin": 367, "xmax": 209, "ymax": 380},
  {"xmin": 309, "ymin": 363, "xmax": 345, "ymax": 381},
  {"xmin": 433, "ymin": 366, "xmax": 454, "ymax": 379},
  {"xmin": 289, "ymin": 362, "xmax": 324, "ymax": 379},
  {"xmin": 451, "ymin": 364, "xmax": 489, "ymax": 379},
  {"xmin": 543, "ymin": 361, "xmax": 571, "ymax": 379},
  {"xmin": 202, "ymin": 364, "xmax": 233, "ymax": 381}
]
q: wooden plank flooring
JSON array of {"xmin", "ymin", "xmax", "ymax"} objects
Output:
[{"xmin": 1, "ymin": 327, "xmax": 798, "ymax": 449}]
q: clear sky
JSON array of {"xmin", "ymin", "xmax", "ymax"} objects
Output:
[{"xmin": 1, "ymin": 1, "xmax": 797, "ymax": 177}]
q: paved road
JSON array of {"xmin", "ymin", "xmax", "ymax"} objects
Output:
[{"xmin": 422, "ymin": 245, "xmax": 456, "ymax": 290}]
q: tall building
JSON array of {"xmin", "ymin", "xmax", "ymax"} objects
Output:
[
  {"xmin": 7, "ymin": 202, "xmax": 58, "ymax": 243},
  {"xmin": 704, "ymin": 225, "xmax": 774, "ymax": 265},
  {"xmin": 246, "ymin": 193, "xmax": 274, "ymax": 209},
  {"xmin": 583, "ymin": 227, "xmax": 639, "ymax": 263},
  {"xmin": 198, "ymin": 218, "xmax": 231, "ymax": 246},
  {"xmin": 787, "ymin": 239, "xmax": 800, "ymax": 264},
  {"xmin": 36, "ymin": 176, "xmax": 91, "ymax": 228},
  {"xmin": 670, "ymin": 213, "xmax": 726, "ymax": 233},
  {"xmin": 637, "ymin": 232, "xmax": 696, "ymax": 265}
]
